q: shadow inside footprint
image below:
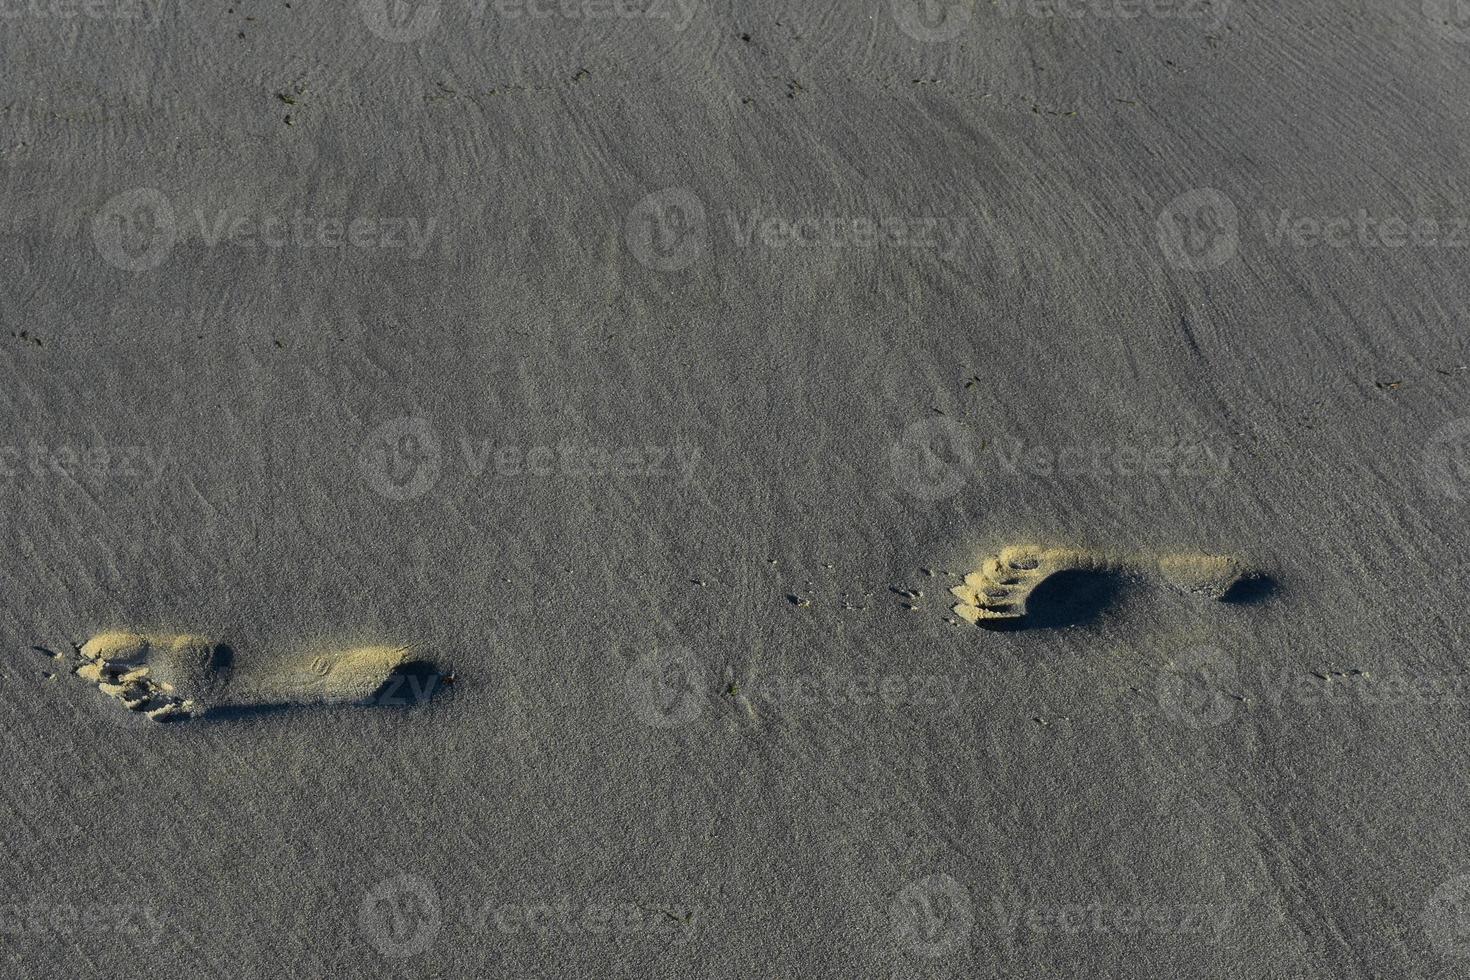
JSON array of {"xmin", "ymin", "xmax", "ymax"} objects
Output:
[
  {"xmin": 1221, "ymin": 574, "xmax": 1279, "ymax": 605},
  {"xmin": 369, "ymin": 659, "xmax": 451, "ymax": 709},
  {"xmin": 205, "ymin": 643, "xmax": 236, "ymax": 673},
  {"xmin": 976, "ymin": 569, "xmax": 1123, "ymax": 631}
]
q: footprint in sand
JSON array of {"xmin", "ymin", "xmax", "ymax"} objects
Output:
[
  {"xmin": 949, "ymin": 546, "xmax": 1257, "ymax": 628},
  {"xmin": 55, "ymin": 632, "xmax": 446, "ymax": 721}
]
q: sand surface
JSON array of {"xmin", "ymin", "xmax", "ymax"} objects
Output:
[{"xmin": 5, "ymin": 1, "xmax": 1470, "ymax": 976}]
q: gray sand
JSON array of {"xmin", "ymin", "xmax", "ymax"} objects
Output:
[{"xmin": 5, "ymin": 1, "xmax": 1470, "ymax": 976}]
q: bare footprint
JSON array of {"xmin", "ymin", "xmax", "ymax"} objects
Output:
[
  {"xmin": 949, "ymin": 546, "xmax": 1251, "ymax": 627},
  {"xmin": 60, "ymin": 632, "xmax": 445, "ymax": 721}
]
